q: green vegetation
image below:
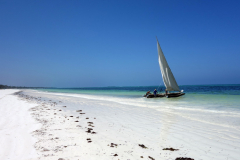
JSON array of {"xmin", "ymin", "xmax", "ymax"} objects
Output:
[{"xmin": 0, "ymin": 84, "xmax": 47, "ymax": 89}]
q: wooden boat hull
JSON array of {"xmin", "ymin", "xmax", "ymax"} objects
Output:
[
  {"xmin": 166, "ymin": 92, "xmax": 185, "ymax": 98},
  {"xmin": 144, "ymin": 93, "xmax": 165, "ymax": 98},
  {"xmin": 144, "ymin": 92, "xmax": 185, "ymax": 98}
]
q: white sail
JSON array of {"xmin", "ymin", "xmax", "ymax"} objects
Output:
[{"xmin": 157, "ymin": 38, "xmax": 180, "ymax": 92}]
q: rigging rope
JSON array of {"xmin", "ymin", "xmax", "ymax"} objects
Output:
[{"xmin": 157, "ymin": 80, "xmax": 164, "ymax": 92}]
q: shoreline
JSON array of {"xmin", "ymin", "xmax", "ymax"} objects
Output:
[{"xmin": 1, "ymin": 89, "xmax": 240, "ymax": 160}]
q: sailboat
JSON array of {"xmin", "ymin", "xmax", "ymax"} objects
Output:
[{"xmin": 145, "ymin": 38, "xmax": 185, "ymax": 98}]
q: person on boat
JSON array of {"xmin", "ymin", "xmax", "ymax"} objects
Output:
[
  {"xmin": 145, "ymin": 91, "xmax": 151, "ymax": 96},
  {"xmin": 153, "ymin": 89, "xmax": 158, "ymax": 97},
  {"xmin": 165, "ymin": 89, "xmax": 168, "ymax": 95}
]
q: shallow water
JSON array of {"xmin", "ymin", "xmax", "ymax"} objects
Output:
[
  {"xmin": 34, "ymin": 85, "xmax": 240, "ymax": 132},
  {"xmin": 37, "ymin": 84, "xmax": 240, "ymax": 111}
]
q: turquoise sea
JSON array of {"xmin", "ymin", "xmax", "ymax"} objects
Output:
[{"xmin": 36, "ymin": 84, "xmax": 240, "ymax": 112}]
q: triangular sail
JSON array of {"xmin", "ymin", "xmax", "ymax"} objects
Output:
[{"xmin": 157, "ymin": 38, "xmax": 180, "ymax": 91}]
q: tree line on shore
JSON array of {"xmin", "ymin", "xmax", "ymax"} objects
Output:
[{"xmin": 0, "ymin": 84, "xmax": 47, "ymax": 89}]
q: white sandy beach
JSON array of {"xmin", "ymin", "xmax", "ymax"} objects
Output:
[
  {"xmin": 0, "ymin": 89, "xmax": 240, "ymax": 160},
  {"xmin": 0, "ymin": 89, "xmax": 40, "ymax": 160}
]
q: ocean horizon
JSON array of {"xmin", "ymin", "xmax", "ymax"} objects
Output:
[{"xmin": 36, "ymin": 84, "xmax": 240, "ymax": 95}]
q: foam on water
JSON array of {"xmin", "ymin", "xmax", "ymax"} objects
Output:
[
  {"xmin": 35, "ymin": 85, "xmax": 240, "ymax": 113},
  {"xmin": 33, "ymin": 85, "xmax": 240, "ymax": 130}
]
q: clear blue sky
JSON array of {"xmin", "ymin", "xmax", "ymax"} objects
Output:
[{"xmin": 1, "ymin": 0, "xmax": 240, "ymax": 87}]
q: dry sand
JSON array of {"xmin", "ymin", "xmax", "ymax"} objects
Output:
[{"xmin": 0, "ymin": 89, "xmax": 40, "ymax": 160}]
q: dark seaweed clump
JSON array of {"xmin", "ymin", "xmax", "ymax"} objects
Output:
[
  {"xmin": 139, "ymin": 144, "xmax": 147, "ymax": 149},
  {"xmin": 163, "ymin": 147, "xmax": 179, "ymax": 151},
  {"xmin": 175, "ymin": 157, "xmax": 194, "ymax": 160}
]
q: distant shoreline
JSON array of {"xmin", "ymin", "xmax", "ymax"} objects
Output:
[{"xmin": 1, "ymin": 84, "xmax": 240, "ymax": 90}]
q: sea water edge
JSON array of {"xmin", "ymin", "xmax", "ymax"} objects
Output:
[
  {"xmin": 35, "ymin": 84, "xmax": 240, "ymax": 111},
  {"xmin": 22, "ymin": 84, "xmax": 240, "ymax": 159},
  {"xmin": 31, "ymin": 84, "xmax": 240, "ymax": 130}
]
